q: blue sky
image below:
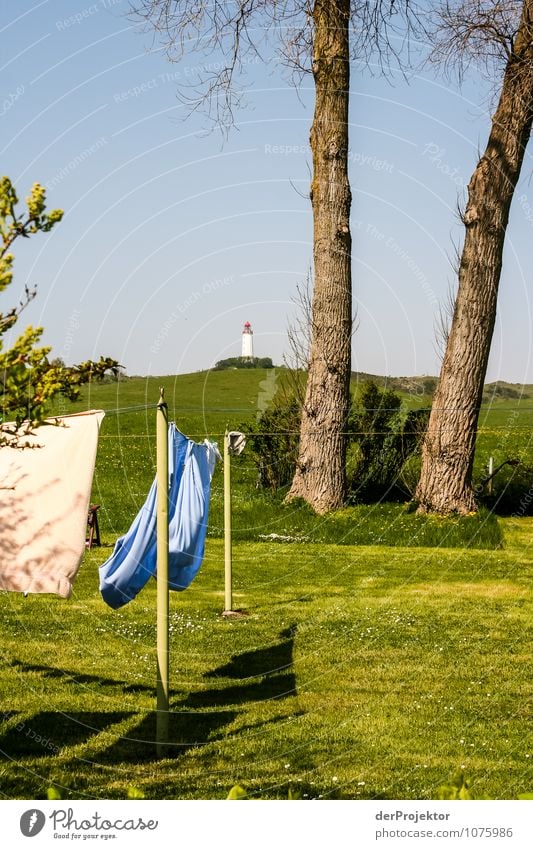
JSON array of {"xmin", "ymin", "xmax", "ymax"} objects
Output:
[{"xmin": 2, "ymin": 0, "xmax": 532, "ymax": 381}]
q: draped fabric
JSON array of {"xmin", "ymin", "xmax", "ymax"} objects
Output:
[
  {"xmin": 99, "ymin": 424, "xmax": 218, "ymax": 609},
  {"xmin": 0, "ymin": 411, "xmax": 105, "ymax": 598}
]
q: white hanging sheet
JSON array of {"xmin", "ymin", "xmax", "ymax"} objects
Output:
[{"xmin": 0, "ymin": 411, "xmax": 104, "ymax": 598}]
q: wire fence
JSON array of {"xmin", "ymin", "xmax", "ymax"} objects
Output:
[{"xmin": 60, "ymin": 400, "xmax": 531, "ymax": 444}]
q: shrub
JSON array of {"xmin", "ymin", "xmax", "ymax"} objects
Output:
[
  {"xmin": 347, "ymin": 381, "xmax": 429, "ymax": 503},
  {"xmin": 213, "ymin": 356, "xmax": 274, "ymax": 370},
  {"xmin": 245, "ymin": 379, "xmax": 429, "ymax": 503},
  {"xmin": 481, "ymin": 460, "xmax": 533, "ymax": 516},
  {"xmin": 244, "ymin": 386, "xmax": 300, "ymax": 490}
]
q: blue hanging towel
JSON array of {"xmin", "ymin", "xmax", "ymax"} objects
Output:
[{"xmin": 99, "ymin": 424, "xmax": 219, "ymax": 609}]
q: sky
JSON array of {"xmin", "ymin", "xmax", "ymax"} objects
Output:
[{"xmin": 2, "ymin": 0, "xmax": 532, "ymax": 382}]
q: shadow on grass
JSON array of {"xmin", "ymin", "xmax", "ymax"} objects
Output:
[
  {"xmin": 0, "ymin": 708, "xmax": 239, "ymax": 765},
  {"xmin": 206, "ymin": 624, "xmax": 297, "ymax": 679},
  {"xmin": 99, "ymin": 709, "xmax": 238, "ymax": 763},
  {"xmin": 183, "ymin": 677, "xmax": 296, "ymax": 707},
  {"xmin": 184, "ymin": 624, "xmax": 298, "ymax": 708},
  {"xmin": 0, "ymin": 711, "xmax": 131, "ymax": 760},
  {"xmin": 96, "ymin": 627, "xmax": 299, "ymax": 762},
  {"xmin": 3, "ymin": 628, "xmax": 299, "ymax": 766},
  {"xmin": 8, "ymin": 659, "xmax": 153, "ymax": 693}
]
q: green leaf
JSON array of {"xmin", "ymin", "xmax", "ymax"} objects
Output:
[
  {"xmin": 127, "ymin": 786, "xmax": 145, "ymax": 799},
  {"xmin": 227, "ymin": 784, "xmax": 247, "ymax": 800},
  {"xmin": 47, "ymin": 786, "xmax": 62, "ymax": 800}
]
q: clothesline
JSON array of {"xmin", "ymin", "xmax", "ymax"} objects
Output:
[
  {"xmin": 69, "ymin": 400, "xmax": 532, "ymax": 441},
  {"xmin": 96, "ymin": 403, "xmax": 159, "ymax": 415},
  {"xmin": 97, "ymin": 405, "xmax": 533, "ymax": 414},
  {"xmin": 97, "ymin": 427, "xmax": 533, "ymax": 438}
]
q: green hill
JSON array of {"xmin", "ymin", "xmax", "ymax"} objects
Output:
[
  {"xmin": 351, "ymin": 372, "xmax": 532, "ymax": 404},
  {"xmin": 54, "ymin": 368, "xmax": 533, "ymax": 540}
]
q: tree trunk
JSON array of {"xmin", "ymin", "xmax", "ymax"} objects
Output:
[
  {"xmin": 416, "ymin": 1, "xmax": 533, "ymax": 514},
  {"xmin": 286, "ymin": 0, "xmax": 352, "ymax": 514}
]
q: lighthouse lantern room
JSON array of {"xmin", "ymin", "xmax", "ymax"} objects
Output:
[{"xmin": 241, "ymin": 321, "xmax": 254, "ymax": 360}]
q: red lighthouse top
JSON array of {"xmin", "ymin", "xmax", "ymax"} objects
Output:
[{"xmin": 243, "ymin": 321, "xmax": 252, "ymax": 332}]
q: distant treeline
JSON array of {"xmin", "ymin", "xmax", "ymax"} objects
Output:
[{"xmin": 350, "ymin": 373, "xmax": 530, "ymax": 401}]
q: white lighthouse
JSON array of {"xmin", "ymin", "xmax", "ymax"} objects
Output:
[{"xmin": 241, "ymin": 321, "xmax": 254, "ymax": 360}]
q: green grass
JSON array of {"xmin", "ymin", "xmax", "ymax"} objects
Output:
[
  {"xmin": 0, "ymin": 522, "xmax": 531, "ymax": 799},
  {"xmin": 1, "ymin": 370, "xmax": 530, "ymax": 800},
  {"xmin": 208, "ymin": 493, "xmax": 503, "ymax": 549},
  {"xmin": 57, "ymin": 370, "xmax": 518, "ymax": 545}
]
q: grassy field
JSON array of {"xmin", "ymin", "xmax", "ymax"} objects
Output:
[
  {"xmin": 0, "ymin": 526, "xmax": 531, "ymax": 800},
  {"xmin": 0, "ymin": 370, "xmax": 531, "ymax": 800},
  {"xmin": 61, "ymin": 368, "xmax": 533, "ymax": 541}
]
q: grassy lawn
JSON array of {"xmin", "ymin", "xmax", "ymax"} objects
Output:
[
  {"xmin": 0, "ymin": 371, "xmax": 531, "ymax": 800},
  {"xmin": 0, "ymin": 521, "xmax": 531, "ymax": 800}
]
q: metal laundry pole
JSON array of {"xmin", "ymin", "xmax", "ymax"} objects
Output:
[
  {"xmin": 223, "ymin": 430, "xmax": 232, "ymax": 613},
  {"xmin": 223, "ymin": 431, "xmax": 246, "ymax": 616},
  {"xmin": 156, "ymin": 388, "xmax": 169, "ymax": 756}
]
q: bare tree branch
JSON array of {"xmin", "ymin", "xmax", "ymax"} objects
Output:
[
  {"xmin": 429, "ymin": 0, "xmax": 522, "ymax": 81},
  {"xmin": 130, "ymin": 1, "xmax": 426, "ymax": 128}
]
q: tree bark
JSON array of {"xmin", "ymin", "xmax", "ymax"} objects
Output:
[
  {"xmin": 416, "ymin": 0, "xmax": 533, "ymax": 514},
  {"xmin": 286, "ymin": 0, "xmax": 352, "ymax": 514}
]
